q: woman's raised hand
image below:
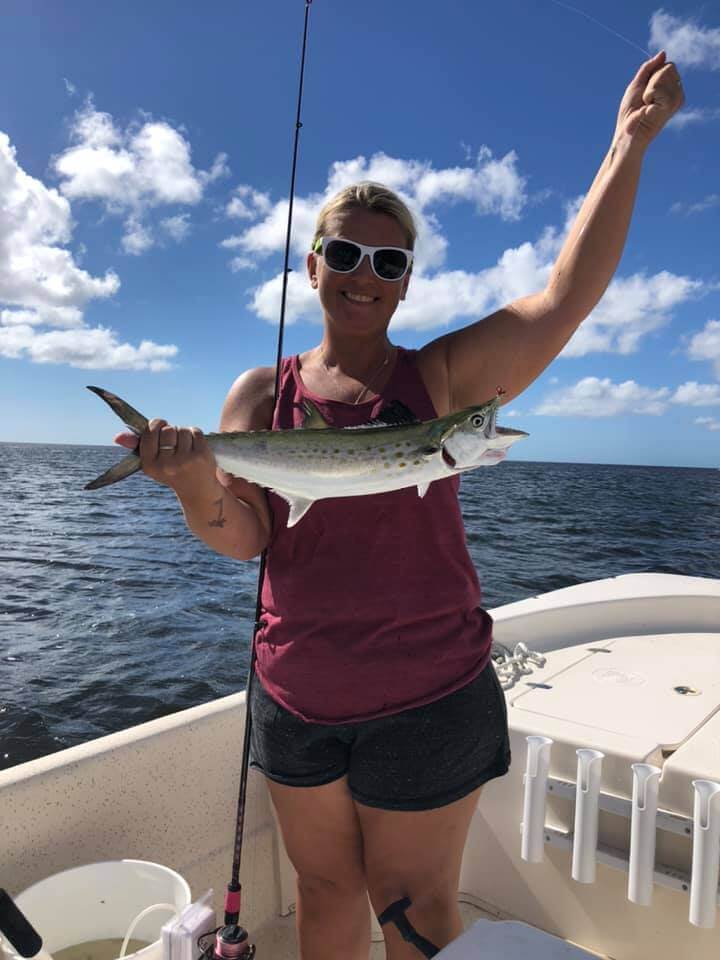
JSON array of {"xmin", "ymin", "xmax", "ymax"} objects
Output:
[
  {"xmin": 114, "ymin": 419, "xmax": 217, "ymax": 495},
  {"xmin": 615, "ymin": 50, "xmax": 685, "ymax": 147}
]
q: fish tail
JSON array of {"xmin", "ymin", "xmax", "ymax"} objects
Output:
[
  {"xmin": 86, "ymin": 385, "xmax": 149, "ymax": 434},
  {"xmin": 84, "ymin": 452, "xmax": 142, "ymax": 490},
  {"xmin": 84, "ymin": 385, "xmax": 148, "ymax": 490}
]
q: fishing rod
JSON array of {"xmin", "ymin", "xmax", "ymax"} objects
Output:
[
  {"xmin": 205, "ymin": 3, "xmax": 444, "ymax": 956},
  {"xmin": 202, "ymin": 3, "xmax": 314, "ymax": 959}
]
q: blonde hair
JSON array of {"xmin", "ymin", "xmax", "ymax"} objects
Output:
[{"xmin": 312, "ymin": 182, "xmax": 417, "ymax": 251}]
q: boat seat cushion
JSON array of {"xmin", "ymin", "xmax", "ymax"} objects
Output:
[{"xmin": 436, "ymin": 919, "xmax": 600, "ymax": 958}]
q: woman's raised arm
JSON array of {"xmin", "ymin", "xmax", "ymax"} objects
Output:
[{"xmin": 419, "ymin": 51, "xmax": 685, "ymax": 413}]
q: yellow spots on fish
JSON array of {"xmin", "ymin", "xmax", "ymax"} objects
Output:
[
  {"xmin": 398, "ymin": 462, "xmax": 407, "ymax": 468},
  {"xmin": 413, "ymin": 459, "xmax": 421, "ymax": 465}
]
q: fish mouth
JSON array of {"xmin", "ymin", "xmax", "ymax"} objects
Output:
[{"xmin": 441, "ymin": 446, "xmax": 457, "ymax": 468}]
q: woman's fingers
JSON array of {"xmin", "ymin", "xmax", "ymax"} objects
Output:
[
  {"xmin": 113, "ymin": 432, "xmax": 140, "ymax": 450},
  {"xmin": 128, "ymin": 421, "xmax": 215, "ymax": 491},
  {"xmin": 158, "ymin": 424, "xmax": 179, "ymax": 454},
  {"xmin": 175, "ymin": 427, "xmax": 194, "ymax": 457}
]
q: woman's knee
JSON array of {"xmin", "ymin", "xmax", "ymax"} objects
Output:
[
  {"xmin": 368, "ymin": 875, "xmax": 455, "ymax": 918},
  {"xmin": 297, "ymin": 869, "xmax": 368, "ymax": 905}
]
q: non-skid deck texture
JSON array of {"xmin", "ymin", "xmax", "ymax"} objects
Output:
[{"xmin": 250, "ymin": 901, "xmax": 602, "ymax": 958}]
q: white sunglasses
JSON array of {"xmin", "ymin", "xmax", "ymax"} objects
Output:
[{"xmin": 313, "ymin": 236, "xmax": 414, "ymax": 281}]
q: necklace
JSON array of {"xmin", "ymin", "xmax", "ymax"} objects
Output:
[{"xmin": 321, "ymin": 345, "xmax": 393, "ymax": 405}]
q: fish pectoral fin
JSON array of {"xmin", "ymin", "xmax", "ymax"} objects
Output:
[
  {"xmin": 416, "ymin": 482, "xmax": 431, "ymax": 498},
  {"xmin": 418, "ymin": 443, "xmax": 441, "ymax": 458},
  {"xmin": 272, "ymin": 490, "xmax": 315, "ymax": 526},
  {"xmin": 84, "ymin": 452, "xmax": 142, "ymax": 490},
  {"xmin": 300, "ymin": 399, "xmax": 331, "ymax": 430}
]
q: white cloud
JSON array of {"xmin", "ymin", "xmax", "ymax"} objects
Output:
[
  {"xmin": 671, "ymin": 381, "xmax": 720, "ymax": 405},
  {"xmin": 0, "ymin": 130, "xmax": 176, "ymax": 370},
  {"xmin": 222, "ymin": 148, "xmax": 527, "ymax": 277},
  {"xmin": 122, "ymin": 216, "xmax": 154, "ymax": 255},
  {"xmin": 649, "ymin": 10, "xmax": 720, "ymax": 70},
  {"xmin": 64, "ymin": 78, "xmax": 77, "ymax": 97},
  {"xmin": 199, "ymin": 153, "xmax": 230, "ymax": 186},
  {"xmin": 667, "ymin": 107, "xmax": 720, "ymax": 131},
  {"xmin": 161, "ymin": 213, "xmax": 191, "ymax": 242},
  {"xmin": 235, "ymin": 151, "xmax": 702, "ymax": 343},
  {"xmin": 671, "ymin": 194, "xmax": 720, "ymax": 215},
  {"xmin": 695, "ymin": 416, "xmax": 720, "ymax": 431},
  {"xmin": 252, "ymin": 270, "xmax": 318, "ymax": 325},
  {"xmin": 54, "ymin": 98, "xmax": 225, "ymax": 254},
  {"xmin": 563, "ymin": 271, "xmax": 702, "ymax": 357},
  {"xmin": 413, "ymin": 146, "xmax": 527, "ymax": 220},
  {"xmin": 222, "ymin": 196, "xmax": 319, "ymax": 262},
  {"xmin": 534, "ymin": 377, "xmax": 671, "ymax": 417},
  {"xmin": 226, "ymin": 184, "xmax": 272, "ymax": 220},
  {"xmin": 0, "ymin": 324, "xmax": 177, "ymax": 370},
  {"xmin": 0, "ymin": 132, "xmax": 118, "ymax": 313},
  {"xmin": 393, "ymin": 237, "xmax": 553, "ymax": 331},
  {"xmin": 1, "ymin": 307, "xmax": 82, "ymax": 328},
  {"xmin": 687, "ymin": 319, "xmax": 720, "ymax": 376},
  {"xmin": 229, "ymin": 256, "xmax": 258, "ymax": 273}
]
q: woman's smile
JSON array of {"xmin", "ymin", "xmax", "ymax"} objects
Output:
[{"xmin": 342, "ymin": 291, "xmax": 379, "ymax": 304}]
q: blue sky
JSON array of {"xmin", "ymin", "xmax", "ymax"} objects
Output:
[{"xmin": 1, "ymin": 0, "xmax": 719, "ymax": 466}]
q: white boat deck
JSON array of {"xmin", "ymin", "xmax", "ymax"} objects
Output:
[
  {"xmin": 251, "ymin": 900, "xmax": 489, "ymax": 958},
  {"xmin": 250, "ymin": 901, "xmax": 605, "ymax": 958},
  {"xmin": 2, "ymin": 574, "xmax": 720, "ymax": 960}
]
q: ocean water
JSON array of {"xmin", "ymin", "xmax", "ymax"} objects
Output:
[{"xmin": 1, "ymin": 443, "xmax": 718, "ymax": 771}]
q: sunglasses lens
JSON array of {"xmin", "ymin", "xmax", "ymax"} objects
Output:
[
  {"xmin": 324, "ymin": 239, "xmax": 361, "ymax": 273},
  {"xmin": 373, "ymin": 249, "xmax": 409, "ymax": 280}
]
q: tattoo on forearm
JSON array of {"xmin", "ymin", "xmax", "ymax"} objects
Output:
[{"xmin": 208, "ymin": 497, "xmax": 226, "ymax": 528}]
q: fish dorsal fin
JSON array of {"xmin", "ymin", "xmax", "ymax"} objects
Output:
[
  {"xmin": 370, "ymin": 400, "xmax": 420, "ymax": 427},
  {"xmin": 300, "ymin": 399, "xmax": 331, "ymax": 430},
  {"xmin": 345, "ymin": 401, "xmax": 421, "ymax": 430}
]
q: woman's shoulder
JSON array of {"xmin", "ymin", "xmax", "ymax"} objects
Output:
[{"xmin": 220, "ymin": 365, "xmax": 277, "ymax": 431}]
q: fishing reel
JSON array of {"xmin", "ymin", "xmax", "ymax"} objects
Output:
[{"xmin": 198, "ymin": 924, "xmax": 256, "ymax": 960}]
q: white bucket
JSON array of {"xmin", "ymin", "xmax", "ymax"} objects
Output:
[{"xmin": 5, "ymin": 860, "xmax": 191, "ymax": 960}]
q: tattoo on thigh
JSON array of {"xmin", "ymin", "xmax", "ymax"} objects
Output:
[{"xmin": 208, "ymin": 497, "xmax": 226, "ymax": 528}]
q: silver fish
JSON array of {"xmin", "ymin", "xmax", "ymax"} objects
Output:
[{"xmin": 85, "ymin": 385, "xmax": 528, "ymax": 526}]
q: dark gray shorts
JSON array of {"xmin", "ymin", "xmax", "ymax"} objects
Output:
[{"xmin": 248, "ymin": 662, "xmax": 511, "ymax": 811}]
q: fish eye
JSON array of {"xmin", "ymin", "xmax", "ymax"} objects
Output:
[{"xmin": 471, "ymin": 414, "xmax": 485, "ymax": 428}]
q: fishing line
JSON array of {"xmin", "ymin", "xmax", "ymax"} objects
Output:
[
  {"xmin": 546, "ymin": 0, "xmax": 651, "ymax": 58},
  {"xmin": 215, "ymin": 0, "xmax": 313, "ymax": 950}
]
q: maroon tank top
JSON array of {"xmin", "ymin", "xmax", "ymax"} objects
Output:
[{"xmin": 254, "ymin": 347, "xmax": 493, "ymax": 723}]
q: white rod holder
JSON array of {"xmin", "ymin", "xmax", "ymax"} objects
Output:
[
  {"xmin": 628, "ymin": 763, "xmax": 661, "ymax": 905},
  {"xmin": 572, "ymin": 749, "xmax": 604, "ymax": 883},
  {"xmin": 521, "ymin": 736, "xmax": 553, "ymax": 863},
  {"xmin": 689, "ymin": 779, "xmax": 720, "ymax": 928}
]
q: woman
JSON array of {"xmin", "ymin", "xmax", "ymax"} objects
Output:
[{"xmin": 118, "ymin": 52, "xmax": 683, "ymax": 959}]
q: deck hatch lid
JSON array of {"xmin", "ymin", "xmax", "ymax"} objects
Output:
[{"xmin": 510, "ymin": 633, "xmax": 720, "ymax": 751}]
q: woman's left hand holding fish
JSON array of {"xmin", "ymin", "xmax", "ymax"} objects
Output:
[{"xmin": 613, "ymin": 50, "xmax": 684, "ymax": 148}]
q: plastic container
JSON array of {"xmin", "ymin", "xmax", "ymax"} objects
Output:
[{"xmin": 3, "ymin": 861, "xmax": 191, "ymax": 960}]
